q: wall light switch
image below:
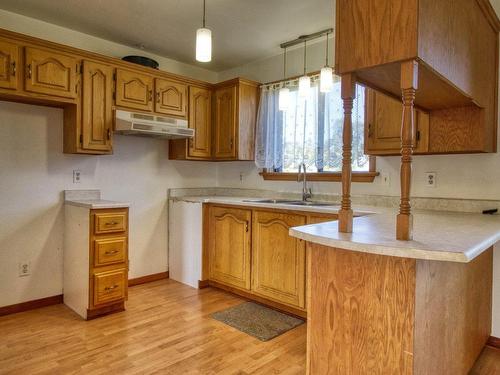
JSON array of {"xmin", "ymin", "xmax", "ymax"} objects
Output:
[
  {"xmin": 73, "ymin": 170, "xmax": 81, "ymax": 184},
  {"xmin": 425, "ymin": 172, "xmax": 437, "ymax": 188}
]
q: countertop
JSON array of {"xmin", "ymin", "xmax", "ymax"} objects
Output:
[
  {"xmin": 170, "ymin": 196, "xmax": 374, "ymax": 216},
  {"xmin": 65, "ymin": 199, "xmax": 130, "ymax": 209},
  {"xmin": 171, "ymin": 194, "xmax": 500, "ymax": 263},
  {"xmin": 290, "ymin": 208, "xmax": 500, "ymax": 263},
  {"xmin": 170, "ymin": 195, "xmax": 374, "ymax": 216}
]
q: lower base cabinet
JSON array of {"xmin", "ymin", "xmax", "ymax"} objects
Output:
[
  {"xmin": 208, "ymin": 206, "xmax": 252, "ymax": 290},
  {"xmin": 252, "ymin": 211, "xmax": 307, "ymax": 309},
  {"xmin": 64, "ymin": 205, "xmax": 129, "ymax": 319},
  {"xmin": 206, "ymin": 204, "xmax": 337, "ymax": 313}
]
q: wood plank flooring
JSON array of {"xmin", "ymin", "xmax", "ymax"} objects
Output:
[
  {"xmin": 0, "ymin": 279, "xmax": 498, "ymax": 374},
  {"xmin": 0, "ymin": 279, "xmax": 306, "ymax": 374}
]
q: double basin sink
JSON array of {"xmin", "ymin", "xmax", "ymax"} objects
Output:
[{"xmin": 243, "ymin": 199, "xmax": 338, "ymax": 207}]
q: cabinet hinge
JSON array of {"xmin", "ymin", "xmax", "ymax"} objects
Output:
[
  {"xmin": 113, "ymin": 72, "xmax": 117, "ymax": 81},
  {"xmin": 80, "ymin": 64, "xmax": 84, "ymax": 74},
  {"xmin": 113, "ymin": 91, "xmax": 116, "ymax": 100},
  {"xmin": 416, "ymin": 130, "xmax": 421, "ymax": 142},
  {"xmin": 79, "ymin": 134, "xmax": 83, "ymax": 145}
]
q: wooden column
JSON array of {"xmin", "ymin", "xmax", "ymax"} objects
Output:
[
  {"xmin": 397, "ymin": 61, "xmax": 418, "ymax": 240},
  {"xmin": 338, "ymin": 73, "xmax": 356, "ymax": 233}
]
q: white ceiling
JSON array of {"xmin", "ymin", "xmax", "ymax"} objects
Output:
[{"xmin": 0, "ymin": 0, "xmax": 334, "ymax": 72}]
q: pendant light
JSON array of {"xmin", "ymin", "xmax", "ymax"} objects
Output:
[
  {"xmin": 196, "ymin": 0, "xmax": 212, "ymax": 62},
  {"xmin": 298, "ymin": 40, "xmax": 310, "ymax": 98},
  {"xmin": 278, "ymin": 47, "xmax": 289, "ymax": 111},
  {"xmin": 320, "ymin": 32, "xmax": 333, "ymax": 93}
]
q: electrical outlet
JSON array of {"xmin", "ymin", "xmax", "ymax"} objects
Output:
[
  {"xmin": 425, "ymin": 172, "xmax": 437, "ymax": 188},
  {"xmin": 73, "ymin": 170, "xmax": 81, "ymax": 184},
  {"xmin": 18, "ymin": 262, "xmax": 31, "ymax": 277},
  {"xmin": 239, "ymin": 172, "xmax": 244, "ymax": 183},
  {"xmin": 381, "ymin": 172, "xmax": 390, "ymax": 187}
]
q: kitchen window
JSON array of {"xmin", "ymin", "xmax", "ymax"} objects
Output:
[{"xmin": 255, "ymin": 74, "xmax": 377, "ymax": 182}]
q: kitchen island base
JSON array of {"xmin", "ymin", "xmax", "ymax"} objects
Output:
[{"xmin": 307, "ymin": 244, "xmax": 492, "ymax": 374}]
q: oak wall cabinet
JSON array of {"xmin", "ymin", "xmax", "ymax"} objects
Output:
[
  {"xmin": 24, "ymin": 46, "xmax": 78, "ymax": 99},
  {"xmin": 169, "ymin": 85, "xmax": 213, "ymax": 160},
  {"xmin": 213, "ymin": 78, "xmax": 259, "ymax": 161},
  {"xmin": 115, "ymin": 68, "xmax": 153, "ymax": 112},
  {"xmin": 154, "ymin": 78, "xmax": 188, "ymax": 118},
  {"xmin": 169, "ymin": 78, "xmax": 259, "ymax": 161},
  {"xmin": 80, "ymin": 60, "xmax": 114, "ymax": 153},
  {"xmin": 337, "ymin": 0, "xmax": 499, "ymax": 154},
  {"xmin": 64, "ymin": 204, "xmax": 129, "ymax": 320},
  {"xmin": 204, "ymin": 204, "xmax": 337, "ymax": 316},
  {"xmin": 365, "ymin": 88, "xmax": 429, "ymax": 155},
  {"xmin": 0, "ymin": 39, "xmax": 18, "ymax": 90}
]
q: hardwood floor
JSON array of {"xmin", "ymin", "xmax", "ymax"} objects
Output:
[
  {"xmin": 470, "ymin": 346, "xmax": 500, "ymax": 375},
  {"xmin": 0, "ymin": 279, "xmax": 306, "ymax": 374},
  {"xmin": 0, "ymin": 279, "xmax": 498, "ymax": 374}
]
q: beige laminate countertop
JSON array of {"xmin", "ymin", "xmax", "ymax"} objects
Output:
[
  {"xmin": 290, "ymin": 207, "xmax": 500, "ymax": 263},
  {"xmin": 65, "ymin": 199, "xmax": 130, "ymax": 209},
  {"xmin": 170, "ymin": 195, "xmax": 374, "ymax": 216}
]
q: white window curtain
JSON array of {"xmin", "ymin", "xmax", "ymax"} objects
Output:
[{"xmin": 255, "ymin": 76, "xmax": 367, "ymax": 173}]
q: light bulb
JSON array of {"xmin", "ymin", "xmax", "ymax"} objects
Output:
[
  {"xmin": 298, "ymin": 75, "xmax": 311, "ymax": 98},
  {"xmin": 278, "ymin": 87, "xmax": 289, "ymax": 111},
  {"xmin": 196, "ymin": 28, "xmax": 212, "ymax": 62},
  {"xmin": 320, "ymin": 66, "xmax": 333, "ymax": 93}
]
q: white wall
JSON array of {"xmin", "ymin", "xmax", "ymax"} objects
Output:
[
  {"xmin": 216, "ymin": 9, "xmax": 500, "ymax": 337},
  {"xmin": 0, "ymin": 13, "xmax": 218, "ymax": 308}
]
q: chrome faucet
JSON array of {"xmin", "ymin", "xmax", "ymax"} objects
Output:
[{"xmin": 297, "ymin": 162, "xmax": 312, "ymax": 202}]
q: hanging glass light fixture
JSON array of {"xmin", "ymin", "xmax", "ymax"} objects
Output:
[
  {"xmin": 320, "ymin": 32, "xmax": 333, "ymax": 93},
  {"xmin": 196, "ymin": 0, "xmax": 212, "ymax": 62},
  {"xmin": 278, "ymin": 47, "xmax": 289, "ymax": 111},
  {"xmin": 298, "ymin": 40, "xmax": 310, "ymax": 98}
]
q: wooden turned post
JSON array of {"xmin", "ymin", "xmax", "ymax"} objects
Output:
[
  {"xmin": 397, "ymin": 61, "xmax": 419, "ymax": 240},
  {"xmin": 338, "ymin": 74, "xmax": 356, "ymax": 233}
]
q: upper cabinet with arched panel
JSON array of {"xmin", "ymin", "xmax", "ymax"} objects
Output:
[
  {"xmin": 154, "ymin": 78, "xmax": 187, "ymax": 118},
  {"xmin": 0, "ymin": 39, "xmax": 19, "ymax": 90},
  {"xmin": 115, "ymin": 68, "xmax": 153, "ymax": 112},
  {"xmin": 24, "ymin": 47, "xmax": 77, "ymax": 98}
]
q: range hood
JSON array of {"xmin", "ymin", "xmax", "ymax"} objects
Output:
[{"xmin": 114, "ymin": 110, "xmax": 194, "ymax": 139}]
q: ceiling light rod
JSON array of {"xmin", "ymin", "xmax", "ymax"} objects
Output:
[{"xmin": 279, "ymin": 28, "xmax": 333, "ymax": 49}]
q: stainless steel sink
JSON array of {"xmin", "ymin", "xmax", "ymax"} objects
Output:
[{"xmin": 243, "ymin": 199, "xmax": 337, "ymax": 207}]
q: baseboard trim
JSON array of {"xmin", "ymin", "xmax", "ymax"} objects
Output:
[
  {"xmin": 0, "ymin": 294, "xmax": 63, "ymax": 317},
  {"xmin": 198, "ymin": 279, "xmax": 210, "ymax": 289},
  {"xmin": 128, "ymin": 271, "xmax": 169, "ymax": 287},
  {"xmin": 488, "ymin": 336, "xmax": 500, "ymax": 349}
]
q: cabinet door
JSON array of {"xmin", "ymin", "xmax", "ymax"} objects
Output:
[
  {"xmin": 188, "ymin": 86, "xmax": 212, "ymax": 158},
  {"xmin": 214, "ymin": 85, "xmax": 237, "ymax": 159},
  {"xmin": 81, "ymin": 60, "xmax": 113, "ymax": 152},
  {"xmin": 365, "ymin": 89, "xmax": 429, "ymax": 154},
  {"xmin": 208, "ymin": 206, "xmax": 252, "ymax": 290},
  {"xmin": 24, "ymin": 47, "xmax": 77, "ymax": 98},
  {"xmin": 0, "ymin": 40, "xmax": 18, "ymax": 90},
  {"xmin": 252, "ymin": 211, "xmax": 307, "ymax": 309},
  {"xmin": 115, "ymin": 68, "xmax": 153, "ymax": 112},
  {"xmin": 155, "ymin": 78, "xmax": 187, "ymax": 117}
]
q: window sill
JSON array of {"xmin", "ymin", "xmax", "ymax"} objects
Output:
[{"xmin": 259, "ymin": 171, "xmax": 380, "ymax": 183}]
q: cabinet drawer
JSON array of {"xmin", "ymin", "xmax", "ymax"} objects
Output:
[
  {"xmin": 94, "ymin": 212, "xmax": 127, "ymax": 234},
  {"xmin": 93, "ymin": 269, "xmax": 127, "ymax": 306},
  {"xmin": 93, "ymin": 237, "xmax": 126, "ymax": 267}
]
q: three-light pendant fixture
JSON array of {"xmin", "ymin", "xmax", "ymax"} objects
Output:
[
  {"xmin": 196, "ymin": 0, "xmax": 212, "ymax": 62},
  {"xmin": 279, "ymin": 28, "xmax": 334, "ymax": 111}
]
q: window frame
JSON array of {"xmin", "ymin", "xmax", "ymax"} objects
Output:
[
  {"xmin": 257, "ymin": 72, "xmax": 378, "ymax": 183},
  {"xmin": 260, "ymin": 156, "xmax": 378, "ymax": 182}
]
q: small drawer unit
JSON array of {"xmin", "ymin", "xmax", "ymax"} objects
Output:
[{"xmin": 64, "ymin": 197, "xmax": 129, "ymax": 320}]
